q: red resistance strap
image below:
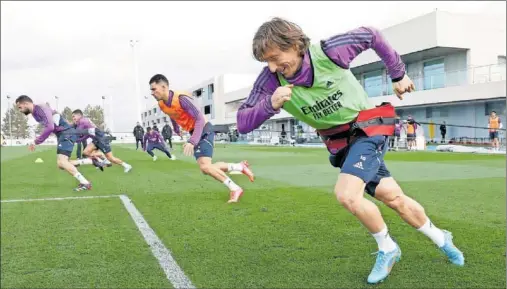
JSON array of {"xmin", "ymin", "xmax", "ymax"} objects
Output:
[{"xmin": 317, "ymin": 103, "xmax": 397, "ymax": 155}]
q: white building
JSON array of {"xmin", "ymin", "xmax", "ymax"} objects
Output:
[{"xmin": 142, "ymin": 10, "xmax": 506, "ymax": 142}]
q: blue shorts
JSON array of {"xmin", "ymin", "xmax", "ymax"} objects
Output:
[
  {"xmin": 92, "ymin": 130, "xmax": 112, "ymax": 154},
  {"xmin": 147, "ymin": 143, "xmax": 168, "ymax": 152},
  {"xmin": 192, "ymin": 122, "xmax": 214, "ymax": 160},
  {"xmin": 56, "ymin": 132, "xmax": 77, "ymax": 157},
  {"xmin": 490, "ymin": 131, "xmax": 499, "ymax": 140},
  {"xmin": 329, "ymin": 135, "xmax": 391, "ymax": 197},
  {"xmin": 407, "ymin": 133, "xmax": 416, "ymax": 140}
]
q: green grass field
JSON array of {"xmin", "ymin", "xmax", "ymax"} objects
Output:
[{"xmin": 1, "ymin": 144, "xmax": 506, "ymax": 288}]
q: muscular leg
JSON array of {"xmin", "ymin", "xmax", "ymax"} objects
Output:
[
  {"xmin": 334, "ymin": 136, "xmax": 402, "ymax": 284},
  {"xmin": 335, "ymin": 173, "xmax": 387, "ymax": 233},
  {"xmin": 373, "ymin": 177, "xmax": 427, "ymax": 229},
  {"xmin": 57, "ymin": 154, "xmax": 81, "ymax": 176},
  {"xmin": 104, "ymin": 151, "xmax": 125, "ymax": 166},
  {"xmin": 197, "ymin": 157, "xmax": 229, "ymax": 183},
  {"xmin": 373, "ymin": 176, "xmax": 464, "ymax": 266},
  {"xmin": 55, "ymin": 142, "xmax": 90, "ymax": 189}
]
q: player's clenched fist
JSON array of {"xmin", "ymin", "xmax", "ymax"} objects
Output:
[{"xmin": 271, "ymin": 84, "xmax": 294, "ymax": 110}]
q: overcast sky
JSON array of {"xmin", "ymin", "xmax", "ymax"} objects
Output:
[{"xmin": 1, "ymin": 1, "xmax": 505, "ymax": 132}]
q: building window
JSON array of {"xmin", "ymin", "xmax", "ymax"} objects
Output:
[
  {"xmin": 363, "ymin": 70, "xmax": 383, "ymax": 97},
  {"xmin": 498, "ymin": 56, "xmax": 506, "ymax": 64},
  {"xmin": 208, "ymin": 84, "xmax": 213, "ymax": 100},
  {"xmin": 423, "ymin": 58, "xmax": 445, "ymax": 90},
  {"xmin": 209, "ymin": 83, "xmax": 214, "ymax": 93},
  {"xmin": 193, "ymin": 89, "xmax": 203, "ymax": 97},
  {"xmin": 143, "ymin": 122, "xmax": 145, "ymax": 127},
  {"xmin": 425, "ymin": 107, "xmax": 433, "ymax": 118},
  {"xmin": 396, "ymin": 109, "xmax": 404, "ymax": 118},
  {"xmin": 144, "ymin": 112, "xmax": 147, "ymax": 117},
  {"xmin": 149, "ymin": 110, "xmax": 151, "ymax": 116},
  {"xmin": 153, "ymin": 108, "xmax": 157, "ymax": 114},
  {"xmin": 204, "ymin": 105, "xmax": 211, "ymax": 115},
  {"xmin": 386, "ymin": 74, "xmax": 394, "ymax": 95},
  {"xmin": 164, "ymin": 117, "xmax": 167, "ymax": 122},
  {"xmin": 439, "ymin": 106, "xmax": 449, "ymax": 117},
  {"xmin": 157, "ymin": 118, "xmax": 160, "ymax": 124},
  {"xmin": 485, "ymin": 101, "xmax": 506, "ymax": 116}
]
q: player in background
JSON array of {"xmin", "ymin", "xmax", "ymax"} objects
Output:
[
  {"xmin": 143, "ymin": 126, "xmax": 176, "ymax": 161},
  {"xmin": 15, "ymin": 95, "xmax": 95, "ymax": 191},
  {"xmin": 488, "ymin": 111, "xmax": 502, "ymax": 151},
  {"xmin": 161, "ymin": 121, "xmax": 174, "ymax": 149},
  {"xmin": 238, "ymin": 18, "xmax": 464, "ymax": 284},
  {"xmin": 70, "ymin": 114, "xmax": 112, "ymax": 170},
  {"xmin": 389, "ymin": 117, "xmax": 402, "ymax": 151},
  {"xmin": 406, "ymin": 115, "xmax": 418, "ymax": 151},
  {"xmin": 133, "ymin": 122, "xmax": 145, "ymax": 150},
  {"xmin": 149, "ymin": 74, "xmax": 255, "ymax": 203},
  {"xmin": 72, "ymin": 109, "xmax": 132, "ymax": 173}
]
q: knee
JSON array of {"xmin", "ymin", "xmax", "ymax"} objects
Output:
[
  {"xmin": 57, "ymin": 160, "xmax": 66, "ymax": 170},
  {"xmin": 199, "ymin": 164, "xmax": 213, "ymax": 175},
  {"xmin": 383, "ymin": 195, "xmax": 405, "ymax": 211},
  {"xmin": 335, "ymin": 189, "xmax": 361, "ymax": 215}
]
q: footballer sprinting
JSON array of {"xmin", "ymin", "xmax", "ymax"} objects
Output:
[
  {"xmin": 143, "ymin": 126, "xmax": 176, "ymax": 161},
  {"xmin": 15, "ymin": 95, "xmax": 96, "ymax": 191},
  {"xmin": 238, "ymin": 17, "xmax": 465, "ymax": 284},
  {"xmin": 149, "ymin": 74, "xmax": 254, "ymax": 203}
]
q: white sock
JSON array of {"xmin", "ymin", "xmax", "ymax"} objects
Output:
[
  {"xmin": 121, "ymin": 162, "xmax": 130, "ymax": 168},
  {"xmin": 372, "ymin": 226, "xmax": 397, "ymax": 253},
  {"xmin": 79, "ymin": 158, "xmax": 93, "ymax": 165},
  {"xmin": 227, "ymin": 163, "xmax": 243, "ymax": 172},
  {"xmin": 417, "ymin": 218, "xmax": 445, "ymax": 247},
  {"xmin": 73, "ymin": 172, "xmax": 90, "ymax": 185},
  {"xmin": 223, "ymin": 178, "xmax": 241, "ymax": 191}
]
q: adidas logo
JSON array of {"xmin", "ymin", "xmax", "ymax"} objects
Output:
[
  {"xmin": 353, "ymin": 161, "xmax": 363, "ymax": 170},
  {"xmin": 326, "ymin": 81, "xmax": 333, "ymax": 88}
]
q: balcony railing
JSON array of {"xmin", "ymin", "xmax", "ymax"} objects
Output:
[{"xmin": 363, "ymin": 63, "xmax": 506, "ymax": 98}]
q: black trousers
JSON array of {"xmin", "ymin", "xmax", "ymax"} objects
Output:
[{"xmin": 76, "ymin": 139, "xmax": 88, "ymax": 159}]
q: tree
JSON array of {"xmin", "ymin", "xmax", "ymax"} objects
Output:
[
  {"xmin": 1, "ymin": 104, "xmax": 30, "ymax": 139},
  {"xmin": 61, "ymin": 106, "xmax": 73, "ymax": 124},
  {"xmin": 83, "ymin": 105, "xmax": 105, "ymax": 130},
  {"xmin": 34, "ymin": 123, "xmax": 45, "ymax": 135}
]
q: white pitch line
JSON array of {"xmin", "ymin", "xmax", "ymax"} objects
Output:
[
  {"xmin": 119, "ymin": 194, "xmax": 195, "ymax": 289},
  {"xmin": 1, "ymin": 195, "xmax": 119, "ymax": 203}
]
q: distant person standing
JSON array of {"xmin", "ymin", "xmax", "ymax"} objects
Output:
[
  {"xmin": 161, "ymin": 121, "xmax": 173, "ymax": 148},
  {"xmin": 440, "ymin": 121, "xmax": 447, "ymax": 143},
  {"xmin": 152, "ymin": 124, "xmax": 160, "ymax": 132},
  {"xmin": 488, "ymin": 111, "xmax": 502, "ymax": 151},
  {"xmin": 406, "ymin": 115, "xmax": 418, "ymax": 151},
  {"xmin": 133, "ymin": 122, "xmax": 144, "ymax": 150},
  {"xmin": 389, "ymin": 117, "xmax": 402, "ymax": 151}
]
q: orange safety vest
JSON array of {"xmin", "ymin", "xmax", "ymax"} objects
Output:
[
  {"xmin": 158, "ymin": 91, "xmax": 203, "ymax": 132},
  {"xmin": 489, "ymin": 117, "xmax": 500, "ymax": 132},
  {"xmin": 407, "ymin": 122, "xmax": 417, "ymax": 134}
]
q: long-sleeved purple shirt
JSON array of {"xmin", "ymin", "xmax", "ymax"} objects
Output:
[
  {"xmin": 74, "ymin": 117, "xmax": 97, "ymax": 142},
  {"xmin": 165, "ymin": 90, "xmax": 205, "ymax": 146},
  {"xmin": 143, "ymin": 131, "xmax": 164, "ymax": 148},
  {"xmin": 32, "ymin": 104, "xmax": 62, "ymax": 145},
  {"xmin": 237, "ymin": 26, "xmax": 406, "ymax": 134}
]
